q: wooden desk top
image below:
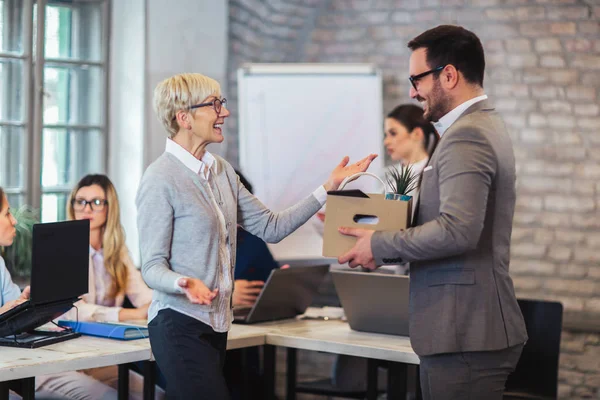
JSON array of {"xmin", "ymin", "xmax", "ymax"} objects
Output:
[
  {"xmin": 1, "ymin": 319, "xmax": 417, "ymax": 382},
  {"xmin": 257, "ymin": 319, "xmax": 419, "ymax": 365}
]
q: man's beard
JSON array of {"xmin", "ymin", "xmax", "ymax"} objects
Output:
[{"xmin": 419, "ymin": 78, "xmax": 452, "ymax": 123}]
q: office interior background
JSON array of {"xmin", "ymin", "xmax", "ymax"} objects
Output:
[{"xmin": 0, "ymin": 0, "xmax": 598, "ymax": 397}]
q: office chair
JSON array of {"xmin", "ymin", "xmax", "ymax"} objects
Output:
[{"xmin": 504, "ymin": 298, "xmax": 563, "ymax": 400}]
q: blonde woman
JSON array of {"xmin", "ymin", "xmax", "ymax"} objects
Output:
[
  {"xmin": 62, "ymin": 174, "xmax": 152, "ymax": 322},
  {"xmin": 136, "ymin": 72, "xmax": 377, "ymax": 399},
  {"xmin": 34, "ymin": 175, "xmax": 158, "ymax": 400}
]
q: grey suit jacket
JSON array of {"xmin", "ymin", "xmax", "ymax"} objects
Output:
[{"xmin": 371, "ymin": 100, "xmax": 527, "ymax": 356}]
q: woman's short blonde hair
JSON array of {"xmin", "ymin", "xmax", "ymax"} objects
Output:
[{"xmin": 153, "ymin": 73, "xmax": 221, "ymax": 137}]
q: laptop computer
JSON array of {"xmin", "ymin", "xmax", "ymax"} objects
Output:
[
  {"xmin": 233, "ymin": 265, "xmax": 329, "ymax": 324},
  {"xmin": 332, "ymin": 270, "xmax": 410, "ymax": 336},
  {"xmin": 0, "ymin": 220, "xmax": 90, "ymax": 346}
]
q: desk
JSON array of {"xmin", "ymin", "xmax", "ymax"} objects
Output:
[
  {"xmin": 0, "ymin": 324, "xmax": 269, "ymax": 400},
  {"xmin": 255, "ymin": 319, "xmax": 419, "ymax": 400}
]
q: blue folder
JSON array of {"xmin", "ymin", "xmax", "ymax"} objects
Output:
[{"xmin": 58, "ymin": 320, "xmax": 148, "ymax": 340}]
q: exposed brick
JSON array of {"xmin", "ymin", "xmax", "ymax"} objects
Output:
[
  {"xmin": 574, "ymin": 248, "xmax": 600, "ymax": 265},
  {"xmin": 547, "ymin": 114, "xmax": 576, "ymax": 129},
  {"xmin": 391, "ymin": 11, "xmax": 411, "ymax": 23},
  {"xmin": 577, "ymin": 117, "xmax": 600, "ymax": 130},
  {"xmin": 576, "ymin": 164, "xmax": 600, "ymax": 179},
  {"xmin": 579, "ymin": 22, "xmax": 600, "ymax": 35},
  {"xmin": 574, "ymin": 104, "xmax": 600, "ymax": 117},
  {"xmin": 535, "ymin": 37, "xmax": 563, "ymax": 52},
  {"xmin": 520, "ymin": 22, "xmax": 552, "ymax": 37},
  {"xmin": 550, "ymin": 22, "xmax": 577, "ymax": 35},
  {"xmin": 540, "ymin": 54, "xmax": 566, "ymax": 68},
  {"xmin": 590, "ymin": 266, "xmax": 600, "ymax": 280},
  {"xmin": 335, "ymin": 28, "xmax": 368, "ymax": 41},
  {"xmin": 549, "ymin": 246, "xmax": 573, "ymax": 261},
  {"xmin": 561, "ymin": 335, "xmax": 587, "ymax": 353},
  {"xmin": 540, "ymin": 100, "xmax": 572, "ymax": 114},
  {"xmin": 533, "ymin": 228, "xmax": 555, "ymax": 244},
  {"xmin": 516, "ymin": 6, "xmax": 546, "ymax": 20},
  {"xmin": 504, "ymin": 38, "xmax": 531, "ymax": 52},
  {"xmin": 513, "ymin": 276, "xmax": 542, "ymax": 291},
  {"xmin": 528, "ymin": 113, "xmax": 548, "ymax": 127},
  {"xmin": 511, "ymin": 243, "xmax": 547, "ymax": 258},
  {"xmin": 545, "ymin": 279, "xmax": 596, "ymax": 295},
  {"xmin": 555, "ymin": 229, "xmax": 586, "ymax": 244},
  {"xmin": 531, "ymin": 85, "xmax": 562, "ymax": 99},
  {"xmin": 547, "ymin": 6, "xmax": 591, "ymax": 20},
  {"xmin": 485, "ymin": 8, "xmax": 515, "ymax": 20},
  {"xmin": 566, "ymin": 86, "xmax": 597, "ymax": 101},
  {"xmin": 585, "ymin": 299, "xmax": 600, "ymax": 314},
  {"xmin": 516, "ymin": 194, "xmax": 544, "ymax": 210},
  {"xmin": 510, "ymin": 259, "xmax": 555, "ymax": 275},
  {"xmin": 544, "ymin": 195, "xmax": 595, "ymax": 212},
  {"xmin": 558, "ymin": 264, "xmax": 588, "ymax": 279},
  {"xmin": 564, "ymin": 38, "xmax": 594, "ymax": 52}
]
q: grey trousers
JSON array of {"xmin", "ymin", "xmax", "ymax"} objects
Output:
[{"xmin": 419, "ymin": 343, "xmax": 524, "ymax": 400}]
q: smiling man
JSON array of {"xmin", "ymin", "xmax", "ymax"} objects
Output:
[{"xmin": 338, "ymin": 25, "xmax": 528, "ymax": 400}]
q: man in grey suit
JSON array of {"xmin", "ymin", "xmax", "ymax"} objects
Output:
[{"xmin": 338, "ymin": 25, "xmax": 528, "ymax": 399}]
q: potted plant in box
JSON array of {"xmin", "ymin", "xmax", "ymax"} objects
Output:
[{"xmin": 385, "ymin": 164, "xmax": 418, "ymax": 201}]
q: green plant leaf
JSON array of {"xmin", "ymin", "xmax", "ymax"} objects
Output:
[
  {"xmin": 2, "ymin": 205, "xmax": 39, "ymax": 278},
  {"xmin": 385, "ymin": 164, "xmax": 419, "ymax": 195}
]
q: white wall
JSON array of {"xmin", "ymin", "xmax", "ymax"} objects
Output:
[
  {"xmin": 109, "ymin": 0, "xmax": 228, "ymax": 264},
  {"xmin": 145, "ymin": 0, "xmax": 229, "ymax": 165}
]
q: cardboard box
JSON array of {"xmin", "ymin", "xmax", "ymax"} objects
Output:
[{"xmin": 322, "ymin": 176, "xmax": 412, "ymax": 257}]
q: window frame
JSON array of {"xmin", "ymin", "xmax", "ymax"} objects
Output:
[{"xmin": 0, "ymin": 0, "xmax": 110, "ymax": 213}]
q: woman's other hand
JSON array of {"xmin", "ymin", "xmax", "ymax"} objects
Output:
[
  {"xmin": 177, "ymin": 277, "xmax": 219, "ymax": 305},
  {"xmin": 323, "ymin": 154, "xmax": 378, "ymax": 192},
  {"xmin": 232, "ymin": 280, "xmax": 264, "ymax": 307}
]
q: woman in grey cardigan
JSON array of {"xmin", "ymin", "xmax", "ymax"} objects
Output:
[{"xmin": 136, "ymin": 72, "xmax": 377, "ymax": 399}]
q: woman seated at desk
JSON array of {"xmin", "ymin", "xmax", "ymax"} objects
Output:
[
  {"xmin": 0, "ymin": 186, "xmax": 30, "ymax": 315},
  {"xmin": 34, "ymin": 175, "xmax": 159, "ymax": 400}
]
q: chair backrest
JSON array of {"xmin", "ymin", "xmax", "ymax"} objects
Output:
[{"xmin": 505, "ymin": 298, "xmax": 563, "ymax": 399}]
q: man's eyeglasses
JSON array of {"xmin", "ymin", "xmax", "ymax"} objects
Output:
[
  {"xmin": 72, "ymin": 198, "xmax": 108, "ymax": 212},
  {"xmin": 190, "ymin": 98, "xmax": 227, "ymax": 115},
  {"xmin": 408, "ymin": 66, "xmax": 445, "ymax": 90}
]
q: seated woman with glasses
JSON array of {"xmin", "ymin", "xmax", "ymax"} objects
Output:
[{"xmin": 34, "ymin": 174, "xmax": 161, "ymax": 400}]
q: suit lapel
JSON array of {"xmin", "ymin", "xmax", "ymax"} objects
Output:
[{"xmin": 411, "ymin": 99, "xmax": 495, "ymax": 227}]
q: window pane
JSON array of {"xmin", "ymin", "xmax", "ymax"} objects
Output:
[
  {"xmin": 43, "ymin": 64, "xmax": 103, "ymax": 125},
  {"xmin": 41, "ymin": 128, "xmax": 104, "ymax": 188},
  {"xmin": 0, "ymin": 58, "xmax": 24, "ymax": 122},
  {"xmin": 0, "ymin": 126, "xmax": 24, "ymax": 188},
  {"xmin": 41, "ymin": 192, "xmax": 68, "ymax": 222},
  {"xmin": 45, "ymin": 2, "xmax": 103, "ymax": 62},
  {"xmin": 6, "ymin": 193, "xmax": 24, "ymax": 209},
  {"xmin": 0, "ymin": 0, "xmax": 25, "ymax": 54}
]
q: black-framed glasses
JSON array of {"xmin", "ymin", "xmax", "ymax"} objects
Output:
[
  {"xmin": 408, "ymin": 66, "xmax": 445, "ymax": 90},
  {"xmin": 72, "ymin": 198, "xmax": 108, "ymax": 212},
  {"xmin": 190, "ymin": 98, "xmax": 227, "ymax": 115}
]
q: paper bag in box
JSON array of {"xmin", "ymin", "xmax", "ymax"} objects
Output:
[{"xmin": 322, "ymin": 172, "xmax": 412, "ymax": 257}]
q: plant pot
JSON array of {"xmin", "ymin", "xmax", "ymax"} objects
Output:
[{"xmin": 385, "ymin": 193, "xmax": 412, "ymax": 201}]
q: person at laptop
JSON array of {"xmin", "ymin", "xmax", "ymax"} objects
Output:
[
  {"xmin": 136, "ymin": 72, "xmax": 377, "ymax": 400},
  {"xmin": 0, "ymin": 187, "xmax": 30, "ymax": 315},
  {"xmin": 34, "ymin": 175, "xmax": 160, "ymax": 400}
]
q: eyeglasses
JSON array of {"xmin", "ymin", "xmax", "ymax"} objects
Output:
[
  {"xmin": 72, "ymin": 198, "xmax": 108, "ymax": 212},
  {"xmin": 408, "ymin": 66, "xmax": 445, "ymax": 90},
  {"xmin": 190, "ymin": 98, "xmax": 227, "ymax": 115}
]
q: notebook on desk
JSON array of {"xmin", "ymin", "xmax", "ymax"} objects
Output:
[
  {"xmin": 332, "ymin": 270, "xmax": 410, "ymax": 336},
  {"xmin": 233, "ymin": 265, "xmax": 329, "ymax": 324},
  {"xmin": 58, "ymin": 320, "xmax": 149, "ymax": 340},
  {"xmin": 0, "ymin": 220, "xmax": 90, "ymax": 346}
]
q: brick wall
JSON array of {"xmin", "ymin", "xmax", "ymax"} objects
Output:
[{"xmin": 227, "ymin": 0, "xmax": 600, "ymax": 398}]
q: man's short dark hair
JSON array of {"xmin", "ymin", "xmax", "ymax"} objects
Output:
[{"xmin": 407, "ymin": 25, "xmax": 485, "ymax": 87}]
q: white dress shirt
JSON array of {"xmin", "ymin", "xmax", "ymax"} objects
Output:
[
  {"xmin": 158, "ymin": 138, "xmax": 327, "ymax": 332},
  {"xmin": 433, "ymin": 94, "xmax": 488, "ymax": 136}
]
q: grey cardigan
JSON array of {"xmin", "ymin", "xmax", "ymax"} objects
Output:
[{"xmin": 136, "ymin": 152, "xmax": 321, "ymax": 316}]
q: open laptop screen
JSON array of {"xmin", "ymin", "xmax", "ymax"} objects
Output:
[{"xmin": 30, "ymin": 220, "xmax": 90, "ymax": 305}]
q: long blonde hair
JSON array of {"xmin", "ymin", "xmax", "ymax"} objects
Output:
[{"xmin": 67, "ymin": 174, "xmax": 128, "ymax": 299}]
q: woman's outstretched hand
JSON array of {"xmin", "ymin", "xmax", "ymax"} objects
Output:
[
  {"xmin": 323, "ymin": 154, "xmax": 378, "ymax": 192},
  {"xmin": 177, "ymin": 277, "xmax": 219, "ymax": 305}
]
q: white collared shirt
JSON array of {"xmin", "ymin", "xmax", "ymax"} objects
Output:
[{"xmin": 433, "ymin": 94, "xmax": 488, "ymax": 137}]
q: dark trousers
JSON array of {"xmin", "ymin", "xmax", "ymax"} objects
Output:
[
  {"xmin": 419, "ymin": 343, "xmax": 524, "ymax": 400},
  {"xmin": 148, "ymin": 309, "xmax": 230, "ymax": 400}
]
